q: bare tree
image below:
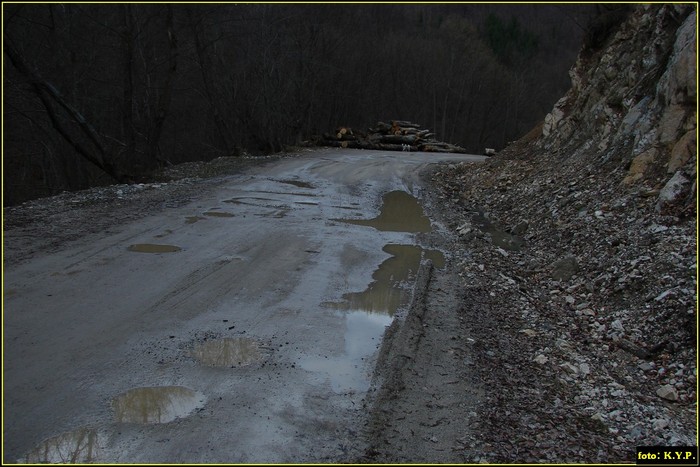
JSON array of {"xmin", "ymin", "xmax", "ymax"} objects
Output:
[{"xmin": 4, "ymin": 38, "xmax": 125, "ymax": 182}]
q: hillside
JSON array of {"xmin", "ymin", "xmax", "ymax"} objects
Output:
[{"xmin": 428, "ymin": 3, "xmax": 696, "ymax": 461}]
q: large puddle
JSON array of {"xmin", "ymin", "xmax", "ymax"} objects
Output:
[
  {"xmin": 300, "ymin": 310, "xmax": 392, "ymax": 393},
  {"xmin": 190, "ymin": 337, "xmax": 264, "ymax": 367},
  {"xmin": 112, "ymin": 386, "xmax": 205, "ymax": 424},
  {"xmin": 185, "ymin": 216, "xmax": 205, "ymax": 224},
  {"xmin": 19, "ymin": 427, "xmax": 100, "ymax": 463},
  {"xmin": 308, "ymin": 191, "xmax": 442, "ymax": 394},
  {"xmin": 327, "ymin": 244, "xmax": 444, "ymax": 315},
  {"xmin": 335, "ymin": 191, "xmax": 432, "ymax": 232}
]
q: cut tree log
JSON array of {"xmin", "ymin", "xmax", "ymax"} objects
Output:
[
  {"xmin": 314, "ymin": 120, "xmax": 468, "ymax": 154},
  {"xmin": 336, "ymin": 133, "xmax": 359, "ymax": 141},
  {"xmin": 392, "ymin": 120, "xmax": 421, "ymax": 129},
  {"xmin": 335, "ymin": 127, "xmax": 353, "ymax": 139},
  {"xmin": 377, "ymin": 134, "xmax": 419, "ymax": 145}
]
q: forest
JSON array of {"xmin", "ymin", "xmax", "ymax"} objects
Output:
[{"xmin": 3, "ymin": 3, "xmax": 596, "ymax": 205}]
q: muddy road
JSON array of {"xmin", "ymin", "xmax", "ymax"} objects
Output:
[{"xmin": 4, "ymin": 149, "xmax": 486, "ymax": 463}]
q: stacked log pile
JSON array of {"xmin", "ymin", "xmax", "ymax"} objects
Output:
[{"xmin": 314, "ymin": 121, "xmax": 468, "ymax": 153}]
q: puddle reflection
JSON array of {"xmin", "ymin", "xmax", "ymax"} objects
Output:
[
  {"xmin": 300, "ymin": 310, "xmax": 391, "ymax": 393},
  {"xmin": 19, "ymin": 427, "xmax": 100, "ymax": 463},
  {"xmin": 112, "ymin": 386, "xmax": 205, "ymax": 424},
  {"xmin": 327, "ymin": 244, "xmax": 444, "ymax": 315}
]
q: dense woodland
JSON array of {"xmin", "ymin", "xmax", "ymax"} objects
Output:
[{"xmin": 3, "ymin": 3, "xmax": 596, "ymax": 205}]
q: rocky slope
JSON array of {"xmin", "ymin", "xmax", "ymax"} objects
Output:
[{"xmin": 429, "ymin": 3, "xmax": 696, "ymax": 461}]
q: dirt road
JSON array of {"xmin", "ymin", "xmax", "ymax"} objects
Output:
[{"xmin": 3, "ymin": 149, "xmax": 485, "ymax": 463}]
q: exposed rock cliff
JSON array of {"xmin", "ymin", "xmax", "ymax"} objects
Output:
[{"xmin": 540, "ymin": 3, "xmax": 696, "ymax": 215}]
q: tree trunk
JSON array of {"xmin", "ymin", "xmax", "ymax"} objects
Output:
[
  {"xmin": 146, "ymin": 5, "xmax": 177, "ymax": 167},
  {"xmin": 188, "ymin": 7, "xmax": 233, "ymax": 155},
  {"xmin": 122, "ymin": 5, "xmax": 135, "ymax": 158}
]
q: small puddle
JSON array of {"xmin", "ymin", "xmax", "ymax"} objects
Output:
[
  {"xmin": 326, "ymin": 244, "xmax": 444, "ymax": 315},
  {"xmin": 19, "ymin": 427, "xmax": 101, "ymax": 463},
  {"xmin": 255, "ymin": 190, "xmax": 318, "ymax": 197},
  {"xmin": 335, "ymin": 191, "xmax": 432, "ymax": 232},
  {"xmin": 154, "ymin": 229, "xmax": 173, "ymax": 238},
  {"xmin": 472, "ymin": 212, "xmax": 525, "ymax": 251},
  {"xmin": 203, "ymin": 211, "xmax": 234, "ymax": 218},
  {"xmin": 112, "ymin": 386, "xmax": 205, "ymax": 424},
  {"xmin": 261, "ymin": 208, "xmax": 289, "ymax": 218},
  {"xmin": 277, "ymin": 179, "xmax": 315, "ymax": 189},
  {"xmin": 185, "ymin": 216, "xmax": 205, "ymax": 224},
  {"xmin": 127, "ymin": 244, "xmax": 181, "ymax": 253},
  {"xmin": 300, "ymin": 310, "xmax": 392, "ymax": 393},
  {"xmin": 190, "ymin": 337, "xmax": 264, "ymax": 367},
  {"xmin": 50, "ymin": 269, "xmax": 83, "ymax": 277},
  {"xmin": 224, "ymin": 197, "xmax": 277, "ymax": 205}
]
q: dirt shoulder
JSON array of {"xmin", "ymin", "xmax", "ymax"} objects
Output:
[{"xmin": 360, "ymin": 257, "xmax": 483, "ymax": 463}]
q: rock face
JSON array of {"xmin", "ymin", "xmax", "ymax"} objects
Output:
[
  {"xmin": 540, "ymin": 4, "xmax": 696, "ymax": 212},
  {"xmin": 431, "ymin": 4, "xmax": 696, "ymax": 463},
  {"xmin": 656, "ymin": 170, "xmax": 692, "ymax": 214}
]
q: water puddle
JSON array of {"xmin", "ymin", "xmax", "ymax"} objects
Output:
[
  {"xmin": 224, "ymin": 197, "xmax": 277, "ymax": 205},
  {"xmin": 185, "ymin": 216, "xmax": 205, "ymax": 224},
  {"xmin": 203, "ymin": 211, "xmax": 235, "ymax": 218},
  {"xmin": 255, "ymin": 190, "xmax": 318, "ymax": 197},
  {"xmin": 308, "ymin": 192, "xmax": 442, "ymax": 394},
  {"xmin": 300, "ymin": 310, "xmax": 392, "ymax": 393},
  {"xmin": 190, "ymin": 337, "xmax": 264, "ymax": 367},
  {"xmin": 112, "ymin": 386, "xmax": 205, "ymax": 424},
  {"xmin": 277, "ymin": 179, "xmax": 315, "ymax": 189},
  {"xmin": 50, "ymin": 269, "xmax": 83, "ymax": 277},
  {"xmin": 19, "ymin": 427, "xmax": 101, "ymax": 463},
  {"xmin": 326, "ymin": 244, "xmax": 444, "ymax": 315},
  {"xmin": 335, "ymin": 191, "xmax": 432, "ymax": 232},
  {"xmin": 127, "ymin": 244, "xmax": 181, "ymax": 253},
  {"xmin": 471, "ymin": 212, "xmax": 525, "ymax": 251},
  {"xmin": 261, "ymin": 208, "xmax": 289, "ymax": 218}
]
